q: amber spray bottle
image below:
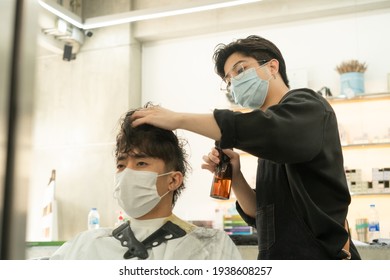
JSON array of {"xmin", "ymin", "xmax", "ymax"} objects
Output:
[{"xmin": 210, "ymin": 142, "xmax": 232, "ymax": 200}]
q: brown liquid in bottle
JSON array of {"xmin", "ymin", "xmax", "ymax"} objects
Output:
[{"xmin": 210, "ymin": 148, "xmax": 232, "ymax": 200}]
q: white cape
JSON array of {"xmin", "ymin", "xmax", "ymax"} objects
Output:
[{"xmin": 50, "ymin": 214, "xmax": 242, "ymax": 260}]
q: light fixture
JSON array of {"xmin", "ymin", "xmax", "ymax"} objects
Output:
[
  {"xmin": 38, "ymin": 0, "xmax": 83, "ymax": 29},
  {"xmin": 42, "ymin": 18, "xmax": 85, "ymax": 61},
  {"xmin": 38, "ymin": 0, "xmax": 263, "ymax": 30}
]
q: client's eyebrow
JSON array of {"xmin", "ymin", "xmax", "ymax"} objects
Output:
[
  {"xmin": 116, "ymin": 154, "xmax": 128, "ymax": 162},
  {"xmin": 115, "ymin": 155, "xmax": 126, "ymax": 167},
  {"xmin": 117, "ymin": 151, "xmax": 150, "ymax": 162},
  {"xmin": 129, "ymin": 151, "xmax": 150, "ymax": 159}
]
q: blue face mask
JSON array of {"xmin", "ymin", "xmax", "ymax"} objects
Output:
[{"xmin": 231, "ymin": 67, "xmax": 271, "ymax": 109}]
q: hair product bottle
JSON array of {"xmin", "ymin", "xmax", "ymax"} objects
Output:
[{"xmin": 210, "ymin": 144, "xmax": 232, "ymax": 200}]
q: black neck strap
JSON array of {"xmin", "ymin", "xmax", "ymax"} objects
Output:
[{"xmin": 112, "ymin": 220, "xmax": 186, "ymax": 259}]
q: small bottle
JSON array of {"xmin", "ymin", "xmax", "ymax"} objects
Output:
[
  {"xmin": 115, "ymin": 211, "xmax": 125, "ymax": 227},
  {"xmin": 210, "ymin": 144, "xmax": 232, "ymax": 200},
  {"xmin": 42, "ymin": 169, "xmax": 58, "ymax": 241},
  {"xmin": 48, "ymin": 169, "xmax": 56, "ymax": 187},
  {"xmin": 368, "ymin": 204, "xmax": 380, "ymax": 243},
  {"xmin": 213, "ymin": 207, "xmax": 224, "ymax": 230},
  {"xmin": 47, "ymin": 169, "xmax": 56, "ymax": 200},
  {"xmin": 88, "ymin": 208, "xmax": 100, "ymax": 230}
]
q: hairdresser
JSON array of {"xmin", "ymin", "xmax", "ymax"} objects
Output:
[{"xmin": 131, "ymin": 35, "xmax": 361, "ymax": 260}]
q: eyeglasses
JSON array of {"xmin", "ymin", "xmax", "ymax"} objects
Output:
[{"xmin": 220, "ymin": 59, "xmax": 268, "ymax": 93}]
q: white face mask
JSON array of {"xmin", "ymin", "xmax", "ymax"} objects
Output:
[{"xmin": 113, "ymin": 168, "xmax": 172, "ymax": 218}]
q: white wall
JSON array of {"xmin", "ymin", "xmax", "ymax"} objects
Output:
[
  {"xmin": 27, "ymin": 23, "xmax": 135, "ymax": 241},
  {"xmin": 141, "ymin": 11, "xmax": 390, "ymax": 236}
]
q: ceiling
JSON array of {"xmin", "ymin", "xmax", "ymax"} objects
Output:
[
  {"xmin": 37, "ymin": 0, "xmax": 390, "ymax": 55},
  {"xmin": 130, "ymin": 0, "xmax": 390, "ymax": 42}
]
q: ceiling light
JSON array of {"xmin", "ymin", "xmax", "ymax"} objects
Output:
[
  {"xmin": 38, "ymin": 0, "xmax": 83, "ymax": 29},
  {"xmin": 39, "ymin": 0, "xmax": 262, "ymax": 30}
]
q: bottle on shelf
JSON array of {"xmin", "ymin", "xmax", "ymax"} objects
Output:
[
  {"xmin": 367, "ymin": 204, "xmax": 380, "ymax": 243},
  {"xmin": 48, "ymin": 169, "xmax": 56, "ymax": 190},
  {"xmin": 115, "ymin": 211, "xmax": 125, "ymax": 227},
  {"xmin": 213, "ymin": 206, "xmax": 224, "ymax": 230},
  {"xmin": 210, "ymin": 142, "xmax": 232, "ymax": 200},
  {"xmin": 87, "ymin": 208, "xmax": 100, "ymax": 230},
  {"xmin": 42, "ymin": 169, "xmax": 58, "ymax": 240}
]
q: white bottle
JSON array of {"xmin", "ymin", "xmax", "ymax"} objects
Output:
[
  {"xmin": 213, "ymin": 207, "xmax": 224, "ymax": 230},
  {"xmin": 368, "ymin": 204, "xmax": 380, "ymax": 243},
  {"xmin": 88, "ymin": 208, "xmax": 100, "ymax": 230}
]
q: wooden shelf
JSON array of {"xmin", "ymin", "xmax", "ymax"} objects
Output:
[
  {"xmin": 327, "ymin": 92, "xmax": 390, "ymax": 104},
  {"xmin": 351, "ymin": 192, "xmax": 390, "ymax": 196},
  {"xmin": 342, "ymin": 142, "xmax": 390, "ymax": 150}
]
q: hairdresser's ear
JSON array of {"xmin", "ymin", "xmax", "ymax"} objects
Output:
[
  {"xmin": 168, "ymin": 171, "xmax": 183, "ymax": 191},
  {"xmin": 269, "ymin": 59, "xmax": 279, "ymax": 75}
]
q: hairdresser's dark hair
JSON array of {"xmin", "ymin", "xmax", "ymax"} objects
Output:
[
  {"xmin": 115, "ymin": 102, "xmax": 190, "ymax": 207},
  {"xmin": 213, "ymin": 35, "xmax": 290, "ymax": 88}
]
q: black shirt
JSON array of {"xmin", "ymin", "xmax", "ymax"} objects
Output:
[{"xmin": 214, "ymin": 88, "xmax": 360, "ymax": 259}]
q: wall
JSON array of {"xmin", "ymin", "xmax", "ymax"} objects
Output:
[
  {"xmin": 141, "ymin": 11, "xmax": 390, "ymax": 238},
  {"xmin": 27, "ymin": 11, "xmax": 140, "ymax": 240}
]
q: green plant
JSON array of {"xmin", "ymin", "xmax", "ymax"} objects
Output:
[{"xmin": 336, "ymin": 60, "xmax": 367, "ymax": 74}]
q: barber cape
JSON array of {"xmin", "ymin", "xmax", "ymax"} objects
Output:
[{"xmin": 49, "ymin": 214, "xmax": 242, "ymax": 260}]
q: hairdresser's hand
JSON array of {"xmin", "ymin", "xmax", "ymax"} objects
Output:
[
  {"xmin": 131, "ymin": 105, "xmax": 182, "ymax": 130},
  {"xmin": 204, "ymin": 147, "xmax": 255, "ymax": 218},
  {"xmin": 201, "ymin": 147, "xmax": 241, "ymax": 177},
  {"xmin": 131, "ymin": 104, "xmax": 222, "ymax": 140}
]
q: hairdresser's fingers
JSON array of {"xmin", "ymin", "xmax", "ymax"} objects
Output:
[
  {"xmin": 207, "ymin": 147, "xmax": 221, "ymax": 164},
  {"xmin": 201, "ymin": 162, "xmax": 215, "ymax": 173},
  {"xmin": 200, "ymin": 147, "xmax": 220, "ymax": 173},
  {"xmin": 201, "ymin": 153, "xmax": 217, "ymax": 167},
  {"xmin": 131, "ymin": 106, "xmax": 179, "ymax": 130}
]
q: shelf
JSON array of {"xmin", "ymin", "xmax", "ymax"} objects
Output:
[
  {"xmin": 26, "ymin": 241, "xmax": 65, "ymax": 247},
  {"xmin": 342, "ymin": 142, "xmax": 390, "ymax": 150},
  {"xmin": 351, "ymin": 192, "xmax": 390, "ymax": 196},
  {"xmin": 327, "ymin": 92, "xmax": 390, "ymax": 104}
]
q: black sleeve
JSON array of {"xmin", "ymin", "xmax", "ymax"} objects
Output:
[
  {"xmin": 213, "ymin": 90, "xmax": 329, "ymax": 164},
  {"xmin": 235, "ymin": 200, "xmax": 256, "ymax": 227}
]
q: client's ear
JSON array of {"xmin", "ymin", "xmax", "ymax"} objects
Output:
[{"xmin": 168, "ymin": 171, "xmax": 184, "ymax": 191}]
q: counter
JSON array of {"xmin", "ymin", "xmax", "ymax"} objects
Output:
[
  {"xmin": 237, "ymin": 245, "xmax": 390, "ymax": 260},
  {"xmin": 26, "ymin": 238, "xmax": 390, "ymax": 260},
  {"xmin": 231, "ymin": 235, "xmax": 390, "ymax": 260},
  {"xmin": 26, "ymin": 241, "xmax": 64, "ymax": 259},
  {"xmin": 355, "ymin": 245, "xmax": 390, "ymax": 260}
]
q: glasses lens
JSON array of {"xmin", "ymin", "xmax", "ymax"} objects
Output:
[
  {"xmin": 231, "ymin": 64, "xmax": 245, "ymax": 81},
  {"xmin": 219, "ymin": 60, "xmax": 268, "ymax": 93},
  {"xmin": 220, "ymin": 64, "xmax": 243, "ymax": 92},
  {"xmin": 220, "ymin": 79, "xmax": 231, "ymax": 93},
  {"xmin": 233, "ymin": 70, "xmax": 245, "ymax": 81},
  {"xmin": 233, "ymin": 61, "xmax": 268, "ymax": 82}
]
